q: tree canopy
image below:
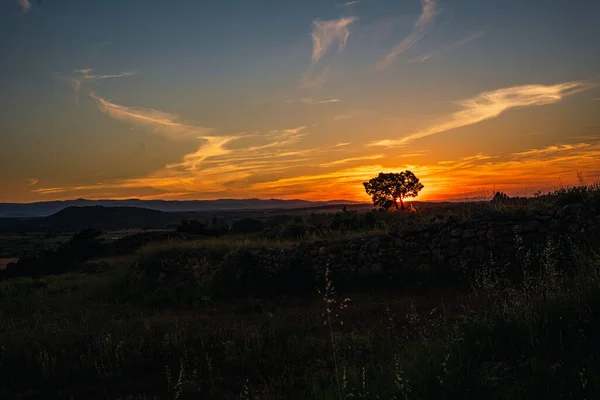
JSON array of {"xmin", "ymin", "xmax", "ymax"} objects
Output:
[{"xmin": 363, "ymin": 171, "xmax": 424, "ymax": 210}]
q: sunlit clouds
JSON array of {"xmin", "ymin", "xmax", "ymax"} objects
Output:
[
  {"xmin": 311, "ymin": 17, "xmax": 358, "ymax": 65},
  {"xmin": 369, "ymin": 81, "xmax": 591, "ymax": 147},
  {"xmin": 299, "ymin": 98, "xmax": 343, "ymax": 104},
  {"xmin": 4, "ymin": 0, "xmax": 600, "ymax": 203},
  {"xmin": 512, "ymin": 143, "xmax": 592, "ymax": 158},
  {"xmin": 89, "ymin": 93, "xmax": 214, "ymax": 139},
  {"xmin": 32, "ymin": 80, "xmax": 598, "ymax": 201},
  {"xmin": 320, "ymin": 154, "xmax": 384, "ymax": 167}
]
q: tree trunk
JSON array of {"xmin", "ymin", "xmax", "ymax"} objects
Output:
[{"xmin": 393, "ymin": 198, "xmax": 405, "ymax": 210}]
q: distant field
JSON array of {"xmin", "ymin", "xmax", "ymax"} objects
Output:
[
  {"xmin": 0, "ymin": 233, "xmax": 71, "ymax": 258},
  {"xmin": 99, "ymin": 228, "xmax": 174, "ymax": 241},
  {"xmin": 0, "ymin": 229, "xmax": 174, "ymax": 258}
]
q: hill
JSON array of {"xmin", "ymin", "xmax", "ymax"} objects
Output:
[
  {"xmin": 0, "ymin": 206, "xmax": 180, "ymax": 232},
  {"xmin": 0, "ymin": 198, "xmax": 365, "ymax": 218}
]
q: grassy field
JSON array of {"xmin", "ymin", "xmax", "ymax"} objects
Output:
[
  {"xmin": 2, "ymin": 185, "xmax": 600, "ymax": 399},
  {"xmin": 1, "ymin": 231, "xmax": 600, "ymax": 399}
]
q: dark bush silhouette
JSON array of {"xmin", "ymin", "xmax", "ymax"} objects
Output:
[
  {"xmin": 329, "ymin": 210, "xmax": 378, "ymax": 231},
  {"xmin": 275, "ymin": 223, "xmax": 307, "ymax": 240},
  {"xmin": 231, "ymin": 218, "xmax": 265, "ymax": 234},
  {"xmin": 0, "ymin": 229, "xmax": 105, "ymax": 279},
  {"xmin": 363, "ymin": 171, "xmax": 424, "ymax": 210},
  {"xmin": 491, "ymin": 191, "xmax": 510, "ymax": 203},
  {"xmin": 535, "ymin": 184, "xmax": 600, "ymax": 209},
  {"xmin": 177, "ymin": 220, "xmax": 228, "ymax": 237}
]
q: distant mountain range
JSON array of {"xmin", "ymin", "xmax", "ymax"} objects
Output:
[
  {"xmin": 0, "ymin": 198, "xmax": 366, "ymax": 218},
  {"xmin": 0, "ymin": 206, "xmax": 179, "ymax": 232}
]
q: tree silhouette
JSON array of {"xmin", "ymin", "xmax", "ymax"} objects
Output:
[
  {"xmin": 363, "ymin": 171, "xmax": 424, "ymax": 210},
  {"xmin": 491, "ymin": 191, "xmax": 510, "ymax": 203}
]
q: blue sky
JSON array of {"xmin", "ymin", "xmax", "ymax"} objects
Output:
[{"xmin": 1, "ymin": 0, "xmax": 599, "ymax": 202}]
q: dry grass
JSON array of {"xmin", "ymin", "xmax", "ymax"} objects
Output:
[{"xmin": 1, "ymin": 234, "xmax": 600, "ymax": 399}]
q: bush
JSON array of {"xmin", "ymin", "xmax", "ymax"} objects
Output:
[
  {"xmin": 132, "ymin": 245, "xmax": 315, "ymax": 304},
  {"xmin": 0, "ymin": 229, "xmax": 105, "ymax": 279},
  {"xmin": 177, "ymin": 220, "xmax": 229, "ymax": 237},
  {"xmin": 491, "ymin": 191, "xmax": 509, "ymax": 203},
  {"xmin": 329, "ymin": 210, "xmax": 378, "ymax": 231},
  {"xmin": 535, "ymin": 183, "xmax": 600, "ymax": 209},
  {"xmin": 231, "ymin": 218, "xmax": 265, "ymax": 234}
]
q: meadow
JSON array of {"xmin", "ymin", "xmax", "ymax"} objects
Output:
[{"xmin": 1, "ymin": 185, "xmax": 600, "ymax": 399}]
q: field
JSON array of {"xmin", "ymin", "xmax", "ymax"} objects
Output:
[{"xmin": 1, "ymin": 186, "xmax": 600, "ymax": 399}]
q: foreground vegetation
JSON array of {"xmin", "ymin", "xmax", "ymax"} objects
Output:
[{"xmin": 1, "ymin": 184, "xmax": 600, "ymax": 399}]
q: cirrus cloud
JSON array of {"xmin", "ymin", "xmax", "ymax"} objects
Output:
[
  {"xmin": 311, "ymin": 17, "xmax": 358, "ymax": 65},
  {"xmin": 377, "ymin": 0, "xmax": 439, "ymax": 69},
  {"xmin": 88, "ymin": 92, "xmax": 215, "ymax": 140},
  {"xmin": 369, "ymin": 81, "xmax": 591, "ymax": 147}
]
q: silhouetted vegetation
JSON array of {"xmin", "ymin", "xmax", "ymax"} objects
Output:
[
  {"xmin": 329, "ymin": 208, "xmax": 378, "ymax": 231},
  {"xmin": 535, "ymin": 182, "xmax": 600, "ymax": 209},
  {"xmin": 1, "ymin": 185, "xmax": 600, "ymax": 398},
  {"xmin": 0, "ymin": 228, "xmax": 105, "ymax": 279},
  {"xmin": 177, "ymin": 219, "xmax": 229, "ymax": 236},
  {"xmin": 230, "ymin": 217, "xmax": 265, "ymax": 234},
  {"xmin": 363, "ymin": 171, "xmax": 424, "ymax": 210}
]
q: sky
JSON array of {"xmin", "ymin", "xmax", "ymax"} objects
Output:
[{"xmin": 1, "ymin": 0, "xmax": 600, "ymax": 203}]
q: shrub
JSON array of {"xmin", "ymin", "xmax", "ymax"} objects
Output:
[
  {"xmin": 0, "ymin": 229, "xmax": 105, "ymax": 279},
  {"xmin": 177, "ymin": 220, "xmax": 228, "ymax": 237},
  {"xmin": 230, "ymin": 218, "xmax": 265, "ymax": 234},
  {"xmin": 491, "ymin": 191, "xmax": 510, "ymax": 203},
  {"xmin": 329, "ymin": 210, "xmax": 378, "ymax": 231}
]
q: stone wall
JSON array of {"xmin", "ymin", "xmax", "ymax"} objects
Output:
[
  {"xmin": 137, "ymin": 203, "xmax": 600, "ymax": 298},
  {"xmin": 298, "ymin": 203, "xmax": 600, "ymax": 282}
]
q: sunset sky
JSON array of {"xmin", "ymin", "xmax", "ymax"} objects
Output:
[{"xmin": 1, "ymin": 0, "xmax": 600, "ymax": 203}]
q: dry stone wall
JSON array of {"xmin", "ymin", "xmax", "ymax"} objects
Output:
[{"xmin": 297, "ymin": 203, "xmax": 600, "ymax": 282}]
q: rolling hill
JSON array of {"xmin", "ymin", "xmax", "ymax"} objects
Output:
[{"xmin": 0, "ymin": 198, "xmax": 365, "ymax": 218}]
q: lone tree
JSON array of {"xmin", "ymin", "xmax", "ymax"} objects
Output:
[{"xmin": 363, "ymin": 171, "xmax": 424, "ymax": 210}]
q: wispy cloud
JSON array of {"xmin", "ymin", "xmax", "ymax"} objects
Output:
[
  {"xmin": 408, "ymin": 31, "xmax": 484, "ymax": 63},
  {"xmin": 17, "ymin": 0, "xmax": 31, "ymax": 12},
  {"xmin": 301, "ymin": 65, "xmax": 332, "ymax": 88},
  {"xmin": 369, "ymin": 81, "xmax": 590, "ymax": 147},
  {"xmin": 248, "ymin": 140, "xmax": 600, "ymax": 201},
  {"xmin": 303, "ymin": 16, "xmax": 356, "ymax": 88},
  {"xmin": 88, "ymin": 92, "xmax": 215, "ymax": 139},
  {"xmin": 299, "ymin": 98, "xmax": 342, "ymax": 104},
  {"xmin": 311, "ymin": 17, "xmax": 358, "ymax": 65},
  {"xmin": 33, "ymin": 97, "xmax": 354, "ymax": 199},
  {"xmin": 268, "ymin": 126, "xmax": 307, "ymax": 135},
  {"xmin": 511, "ymin": 143, "xmax": 592, "ymax": 158},
  {"xmin": 377, "ymin": 0, "xmax": 439, "ymax": 69},
  {"xmin": 59, "ymin": 68, "xmax": 138, "ymax": 104},
  {"xmin": 246, "ymin": 127, "xmax": 308, "ymax": 151},
  {"xmin": 337, "ymin": 1, "xmax": 360, "ymax": 7},
  {"xmin": 320, "ymin": 154, "xmax": 384, "ymax": 167},
  {"xmin": 75, "ymin": 69, "xmax": 138, "ymax": 82}
]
